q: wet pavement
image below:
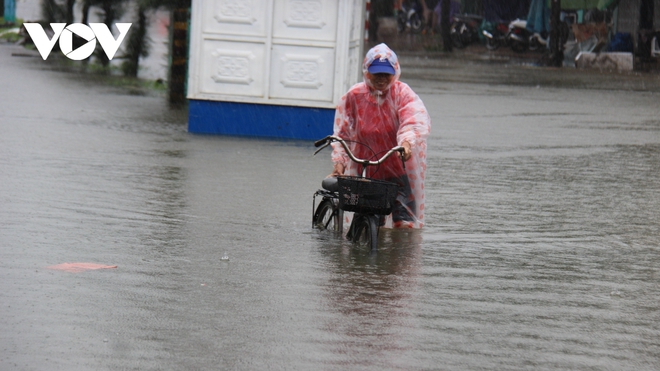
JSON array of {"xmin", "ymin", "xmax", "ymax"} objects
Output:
[
  {"xmin": 1, "ymin": 42, "xmax": 659, "ymax": 370},
  {"xmin": 398, "ymin": 45, "xmax": 660, "ymax": 92}
]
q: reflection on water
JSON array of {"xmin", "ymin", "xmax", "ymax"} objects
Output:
[
  {"xmin": 313, "ymin": 230, "xmax": 424, "ymax": 370},
  {"xmin": 1, "ymin": 43, "xmax": 659, "ymax": 370}
]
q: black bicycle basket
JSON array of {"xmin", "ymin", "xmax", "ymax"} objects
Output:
[{"xmin": 337, "ymin": 176, "xmax": 399, "ymax": 215}]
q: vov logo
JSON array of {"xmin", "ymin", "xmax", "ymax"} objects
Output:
[{"xmin": 24, "ymin": 23, "xmax": 132, "ymax": 61}]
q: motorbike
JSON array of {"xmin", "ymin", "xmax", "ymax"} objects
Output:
[
  {"xmin": 507, "ymin": 19, "xmax": 550, "ymax": 53},
  {"xmin": 507, "ymin": 19, "xmax": 532, "ymax": 52},
  {"xmin": 482, "ymin": 21, "xmax": 510, "ymax": 51},
  {"xmin": 397, "ymin": 2, "xmax": 425, "ymax": 33},
  {"xmin": 450, "ymin": 13, "xmax": 484, "ymax": 49},
  {"xmin": 529, "ymin": 31, "xmax": 549, "ymax": 51}
]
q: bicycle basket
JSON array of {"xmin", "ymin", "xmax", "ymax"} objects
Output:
[{"xmin": 337, "ymin": 176, "xmax": 399, "ymax": 215}]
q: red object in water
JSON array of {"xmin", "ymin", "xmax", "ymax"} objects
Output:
[{"xmin": 47, "ymin": 262, "xmax": 118, "ymax": 273}]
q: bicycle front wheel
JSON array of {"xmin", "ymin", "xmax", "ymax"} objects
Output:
[
  {"xmin": 313, "ymin": 199, "xmax": 340, "ymax": 233},
  {"xmin": 350, "ymin": 215, "xmax": 379, "ymax": 252}
]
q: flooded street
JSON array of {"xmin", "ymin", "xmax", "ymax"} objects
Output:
[{"xmin": 1, "ymin": 42, "xmax": 659, "ymax": 370}]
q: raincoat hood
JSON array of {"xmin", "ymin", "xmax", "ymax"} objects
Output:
[
  {"xmin": 331, "ymin": 43, "xmax": 431, "ymax": 228},
  {"xmin": 362, "ymin": 43, "xmax": 401, "ymax": 92}
]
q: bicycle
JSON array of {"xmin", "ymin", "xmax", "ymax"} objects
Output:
[{"xmin": 311, "ymin": 135, "xmax": 406, "ymax": 252}]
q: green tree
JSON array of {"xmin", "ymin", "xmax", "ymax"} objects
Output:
[
  {"xmin": 40, "ymin": 0, "xmax": 64, "ymax": 23},
  {"xmin": 95, "ymin": 0, "xmax": 127, "ymax": 67},
  {"xmin": 121, "ymin": 0, "xmax": 151, "ymax": 77}
]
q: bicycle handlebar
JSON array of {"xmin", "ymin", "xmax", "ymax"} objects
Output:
[
  {"xmin": 314, "ymin": 136, "xmax": 330, "ymax": 148},
  {"xmin": 313, "ymin": 135, "xmax": 405, "ymax": 168}
]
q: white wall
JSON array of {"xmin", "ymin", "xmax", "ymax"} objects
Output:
[{"xmin": 187, "ymin": 0, "xmax": 365, "ymax": 109}]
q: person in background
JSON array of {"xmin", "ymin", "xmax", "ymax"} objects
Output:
[
  {"xmin": 328, "ymin": 43, "xmax": 431, "ymax": 229},
  {"xmin": 368, "ymin": 0, "xmax": 395, "ymax": 43},
  {"xmin": 423, "ymin": 0, "xmax": 440, "ymax": 34},
  {"xmin": 395, "ymin": 0, "xmax": 424, "ymax": 29},
  {"xmin": 434, "ymin": 0, "xmax": 461, "ymax": 30}
]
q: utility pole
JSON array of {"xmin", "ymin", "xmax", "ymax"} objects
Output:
[
  {"xmin": 169, "ymin": 3, "xmax": 191, "ymax": 105},
  {"xmin": 549, "ymin": 0, "xmax": 562, "ymax": 67},
  {"xmin": 441, "ymin": 0, "xmax": 452, "ymax": 52},
  {"xmin": 639, "ymin": 0, "xmax": 655, "ymax": 59},
  {"xmin": 640, "ymin": 0, "xmax": 654, "ymax": 30}
]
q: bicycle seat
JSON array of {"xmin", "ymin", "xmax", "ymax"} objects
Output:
[{"xmin": 322, "ymin": 177, "xmax": 338, "ymax": 192}]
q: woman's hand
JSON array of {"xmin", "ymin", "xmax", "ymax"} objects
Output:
[
  {"xmin": 328, "ymin": 163, "xmax": 345, "ymax": 178},
  {"xmin": 401, "ymin": 141, "xmax": 412, "ymax": 162}
]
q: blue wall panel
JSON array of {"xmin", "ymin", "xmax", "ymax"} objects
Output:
[{"xmin": 188, "ymin": 100, "xmax": 335, "ymax": 140}]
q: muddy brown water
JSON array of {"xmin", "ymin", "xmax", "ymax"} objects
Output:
[{"xmin": 1, "ymin": 43, "xmax": 659, "ymax": 370}]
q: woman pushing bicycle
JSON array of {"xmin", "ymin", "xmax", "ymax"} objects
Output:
[{"xmin": 327, "ymin": 43, "xmax": 431, "ymax": 229}]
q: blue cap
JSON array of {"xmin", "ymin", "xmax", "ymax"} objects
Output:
[{"xmin": 368, "ymin": 59, "xmax": 395, "ymax": 75}]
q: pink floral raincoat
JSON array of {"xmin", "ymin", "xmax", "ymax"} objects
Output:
[{"xmin": 331, "ymin": 43, "xmax": 431, "ymax": 228}]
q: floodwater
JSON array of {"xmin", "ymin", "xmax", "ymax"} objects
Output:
[{"xmin": 1, "ymin": 42, "xmax": 659, "ymax": 371}]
